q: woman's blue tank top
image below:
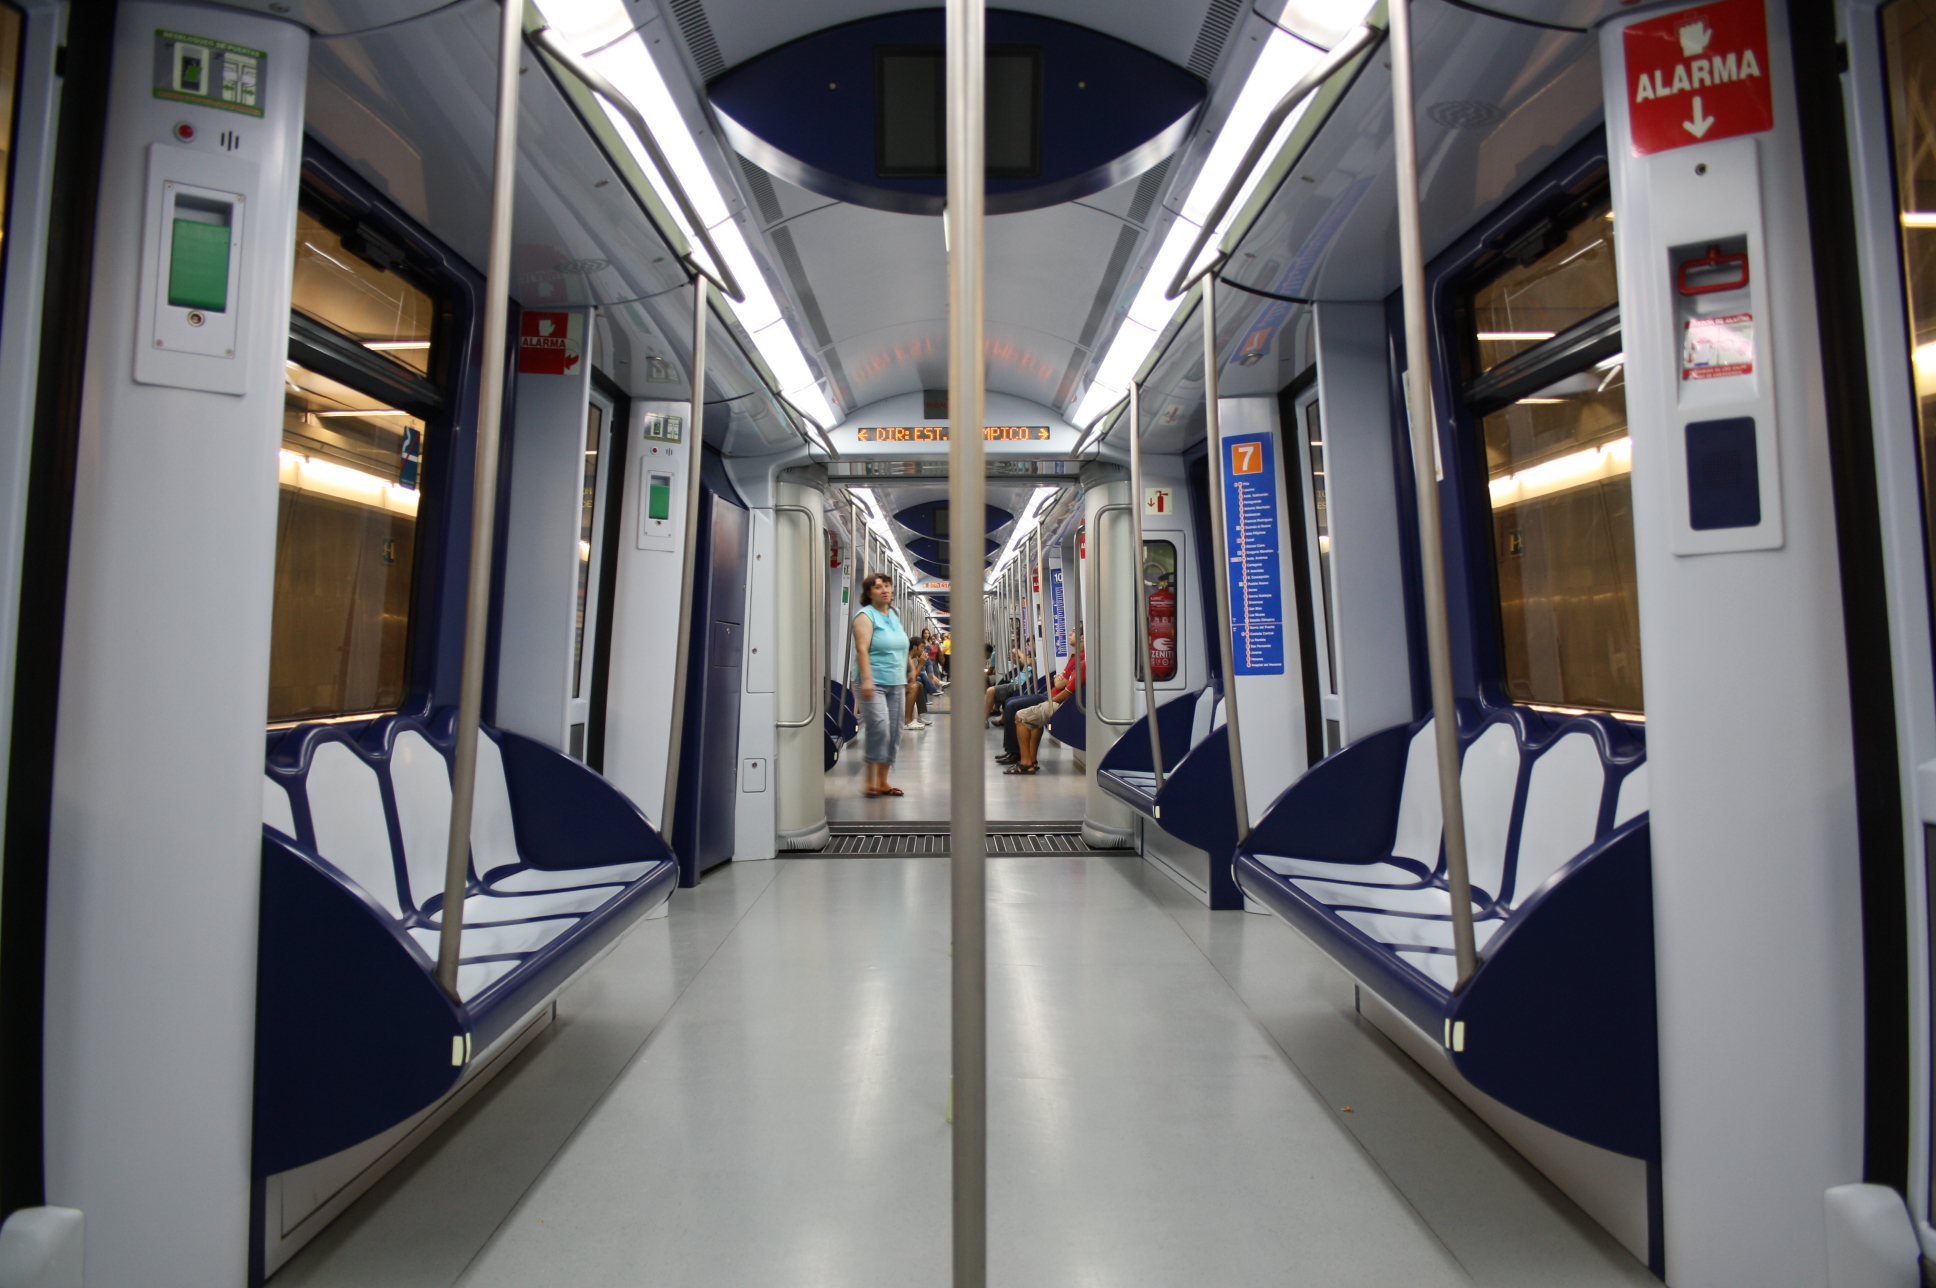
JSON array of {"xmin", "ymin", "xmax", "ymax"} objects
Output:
[{"xmin": 860, "ymin": 605, "xmax": 908, "ymax": 683}]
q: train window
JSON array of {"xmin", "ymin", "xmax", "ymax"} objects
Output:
[
  {"xmin": 1301, "ymin": 395, "xmax": 1339, "ymax": 696},
  {"xmin": 1883, "ymin": 1, "xmax": 1936, "ymax": 710},
  {"xmin": 1468, "ymin": 203, "xmax": 1617, "ymax": 375},
  {"xmin": 270, "ymin": 193, "xmax": 446, "ymax": 723},
  {"xmin": 270, "ymin": 363, "xmax": 426, "ymax": 720},
  {"xmin": 291, "ymin": 209, "xmax": 435, "ymax": 375},
  {"xmin": 1464, "ymin": 197, "xmax": 1642, "ymax": 715}
]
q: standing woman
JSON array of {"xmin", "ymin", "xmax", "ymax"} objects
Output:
[{"xmin": 852, "ymin": 572, "xmax": 909, "ymax": 797}]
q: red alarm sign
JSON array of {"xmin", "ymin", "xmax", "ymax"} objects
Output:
[{"xmin": 1623, "ymin": 0, "xmax": 1773, "ymax": 157}]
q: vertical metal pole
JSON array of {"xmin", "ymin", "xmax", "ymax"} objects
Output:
[
  {"xmin": 437, "ymin": 0, "xmax": 524, "ymax": 999},
  {"xmin": 1391, "ymin": 0, "xmax": 1477, "ymax": 989},
  {"xmin": 1067, "ymin": 509, "xmax": 1086, "ymax": 713},
  {"xmin": 945, "ymin": 0, "xmax": 987, "ymax": 1279},
  {"xmin": 1127, "ymin": 383, "xmax": 1165, "ymax": 802},
  {"xmin": 1201, "ymin": 279, "xmax": 1253, "ymax": 843},
  {"xmin": 660, "ymin": 277, "xmax": 711, "ymax": 838},
  {"xmin": 839, "ymin": 501, "xmax": 858, "ymax": 712}
]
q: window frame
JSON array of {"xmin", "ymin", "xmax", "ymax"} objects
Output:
[{"xmin": 268, "ymin": 151, "xmax": 474, "ymax": 727}]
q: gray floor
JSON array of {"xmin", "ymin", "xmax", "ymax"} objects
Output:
[
  {"xmin": 273, "ymin": 854, "xmax": 1658, "ymax": 1287},
  {"xmin": 825, "ymin": 708, "xmax": 1088, "ymax": 824}
]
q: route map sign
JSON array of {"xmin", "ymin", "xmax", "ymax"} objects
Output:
[
  {"xmin": 1221, "ymin": 433, "xmax": 1285, "ymax": 675},
  {"xmin": 1050, "ymin": 567, "xmax": 1067, "ymax": 657},
  {"xmin": 1623, "ymin": 0, "xmax": 1772, "ymax": 156}
]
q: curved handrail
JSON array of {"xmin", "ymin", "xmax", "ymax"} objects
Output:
[
  {"xmin": 1164, "ymin": 22, "xmax": 1384, "ymax": 302},
  {"xmin": 774, "ymin": 504, "xmax": 823, "ymax": 727},
  {"xmin": 530, "ymin": 26, "xmax": 746, "ymax": 304},
  {"xmin": 1091, "ymin": 502, "xmax": 1136, "ymax": 727}
]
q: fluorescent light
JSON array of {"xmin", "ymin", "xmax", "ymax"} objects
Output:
[
  {"xmin": 1488, "ymin": 436, "xmax": 1631, "ymax": 509},
  {"xmin": 314, "ymin": 408, "xmax": 411, "ymax": 417},
  {"xmin": 1516, "ymin": 397, "xmax": 1568, "ymax": 405},
  {"xmin": 279, "ymin": 449, "xmax": 419, "ymax": 517},
  {"xmin": 1905, "ymin": 212, "xmax": 1936, "ymax": 228},
  {"xmin": 987, "ymin": 486, "xmax": 1058, "ymax": 585},
  {"xmin": 1071, "ymin": 24, "xmax": 1328, "ymax": 419},
  {"xmin": 1478, "ymin": 331, "xmax": 1557, "ymax": 342},
  {"xmin": 535, "ymin": 0, "xmax": 839, "ymax": 421},
  {"xmin": 1181, "ymin": 30, "xmax": 1322, "ymax": 228},
  {"xmin": 364, "ymin": 340, "xmax": 431, "ymax": 351}
]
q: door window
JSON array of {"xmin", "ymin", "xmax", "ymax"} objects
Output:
[
  {"xmin": 1461, "ymin": 193, "xmax": 1642, "ymax": 715},
  {"xmin": 269, "ymin": 198, "xmax": 445, "ymax": 722}
]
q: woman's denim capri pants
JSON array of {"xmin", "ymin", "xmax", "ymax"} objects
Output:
[{"xmin": 861, "ymin": 684, "xmax": 906, "ymax": 765}]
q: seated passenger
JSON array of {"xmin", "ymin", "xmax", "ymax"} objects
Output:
[{"xmin": 998, "ymin": 631, "xmax": 1076, "ymax": 763}]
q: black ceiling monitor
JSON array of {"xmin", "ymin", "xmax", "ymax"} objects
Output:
[{"xmin": 874, "ymin": 44, "xmax": 1041, "ymax": 180}]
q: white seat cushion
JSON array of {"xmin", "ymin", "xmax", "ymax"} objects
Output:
[
  {"xmin": 391, "ymin": 728, "xmax": 455, "ymax": 913},
  {"xmin": 456, "ymin": 960, "xmax": 519, "ymax": 1002},
  {"xmin": 1459, "ymin": 723, "xmax": 1520, "ymax": 900},
  {"xmin": 263, "ymin": 775, "xmax": 296, "ymax": 838},
  {"xmin": 1292, "ymin": 880, "xmax": 1472, "ymax": 917},
  {"xmin": 1614, "ymin": 762, "xmax": 1649, "ymax": 827},
  {"xmin": 305, "ymin": 742, "xmax": 403, "ymax": 918},
  {"xmin": 486, "ymin": 861, "xmax": 656, "ymax": 893},
  {"xmin": 1391, "ymin": 721, "xmax": 1443, "ymax": 866},
  {"xmin": 409, "ymin": 917, "xmax": 575, "ymax": 961},
  {"xmin": 1513, "ymin": 732, "xmax": 1606, "ymax": 906},
  {"xmin": 1255, "ymin": 856, "xmax": 1429, "ymax": 886},
  {"xmin": 1337, "ymin": 909, "xmax": 1504, "ymax": 953},
  {"xmin": 452, "ymin": 885, "xmax": 624, "ymax": 924}
]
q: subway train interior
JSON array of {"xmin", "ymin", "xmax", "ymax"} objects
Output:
[{"xmin": 4, "ymin": 0, "xmax": 1936, "ymax": 1284}]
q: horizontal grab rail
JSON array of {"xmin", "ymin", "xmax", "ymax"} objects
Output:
[
  {"xmin": 1164, "ymin": 23, "xmax": 1383, "ymax": 302},
  {"xmin": 530, "ymin": 26, "xmax": 746, "ymax": 305}
]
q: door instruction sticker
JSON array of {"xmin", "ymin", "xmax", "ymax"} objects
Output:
[
  {"xmin": 153, "ymin": 30, "xmax": 265, "ymax": 117},
  {"xmin": 1050, "ymin": 567, "xmax": 1068, "ymax": 659},
  {"xmin": 1622, "ymin": 0, "xmax": 1773, "ymax": 156},
  {"xmin": 1683, "ymin": 313, "xmax": 1755, "ymax": 379},
  {"xmin": 1222, "ymin": 433, "xmax": 1286, "ymax": 676}
]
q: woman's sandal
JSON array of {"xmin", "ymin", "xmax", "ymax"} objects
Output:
[
  {"xmin": 1002, "ymin": 763, "xmax": 1038, "ymax": 775},
  {"xmin": 867, "ymin": 785, "xmax": 904, "ymax": 796}
]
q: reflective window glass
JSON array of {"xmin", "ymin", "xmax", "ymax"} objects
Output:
[
  {"xmin": 1469, "ymin": 204, "xmax": 1617, "ymax": 373},
  {"xmin": 1885, "ymin": 0, "xmax": 1936, "ymax": 711},
  {"xmin": 573, "ymin": 402, "xmax": 603, "ymax": 699},
  {"xmin": 291, "ymin": 209, "xmax": 434, "ymax": 374},
  {"xmin": 1481, "ymin": 362, "xmax": 1641, "ymax": 713},
  {"xmin": 1303, "ymin": 397, "xmax": 1338, "ymax": 694},
  {"xmin": 269, "ymin": 362, "xmax": 426, "ymax": 721}
]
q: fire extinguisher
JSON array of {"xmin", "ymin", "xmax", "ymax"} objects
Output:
[{"xmin": 1148, "ymin": 581, "xmax": 1177, "ymax": 681}]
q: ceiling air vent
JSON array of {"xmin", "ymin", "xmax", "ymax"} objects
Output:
[
  {"xmin": 1187, "ymin": 0, "xmax": 1244, "ymax": 79},
  {"xmin": 1126, "ymin": 156, "xmax": 1172, "ymax": 227},
  {"xmin": 667, "ymin": 0, "xmax": 725, "ymax": 81}
]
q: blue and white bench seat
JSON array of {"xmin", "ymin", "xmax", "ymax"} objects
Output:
[
  {"xmin": 254, "ymin": 710, "xmax": 676, "ymax": 1178},
  {"xmin": 1235, "ymin": 706, "xmax": 1658, "ymax": 1162},
  {"xmin": 1097, "ymin": 686, "xmax": 1236, "ymax": 860}
]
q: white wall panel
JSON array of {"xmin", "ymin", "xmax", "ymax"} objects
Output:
[
  {"xmin": 1601, "ymin": 5, "xmax": 1864, "ymax": 1281},
  {"xmin": 1314, "ymin": 301, "xmax": 1413, "ymax": 741},
  {"xmin": 41, "ymin": 7, "xmax": 308, "ymax": 1283},
  {"xmin": 495, "ymin": 310, "xmax": 593, "ymax": 750}
]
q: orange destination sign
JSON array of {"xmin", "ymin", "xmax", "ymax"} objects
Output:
[
  {"xmin": 1623, "ymin": 0, "xmax": 1773, "ymax": 157},
  {"xmin": 855, "ymin": 426, "xmax": 1051, "ymax": 442}
]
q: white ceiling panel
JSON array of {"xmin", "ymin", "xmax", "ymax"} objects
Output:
[{"xmin": 686, "ymin": 0, "xmax": 1221, "ymax": 75}]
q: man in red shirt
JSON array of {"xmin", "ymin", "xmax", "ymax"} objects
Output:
[{"xmin": 999, "ymin": 632, "xmax": 1083, "ymax": 772}]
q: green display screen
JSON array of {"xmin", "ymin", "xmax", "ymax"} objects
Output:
[
  {"xmin": 648, "ymin": 476, "xmax": 672, "ymax": 521},
  {"xmin": 168, "ymin": 217, "xmax": 230, "ymax": 311}
]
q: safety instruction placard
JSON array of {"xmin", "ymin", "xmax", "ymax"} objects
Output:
[
  {"xmin": 1682, "ymin": 313, "xmax": 1755, "ymax": 379},
  {"xmin": 153, "ymin": 30, "xmax": 265, "ymax": 117},
  {"xmin": 1222, "ymin": 433, "xmax": 1285, "ymax": 675},
  {"xmin": 1623, "ymin": 0, "xmax": 1772, "ymax": 156}
]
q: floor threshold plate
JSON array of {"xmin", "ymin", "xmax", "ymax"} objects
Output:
[{"xmin": 816, "ymin": 827, "xmax": 1133, "ymax": 857}]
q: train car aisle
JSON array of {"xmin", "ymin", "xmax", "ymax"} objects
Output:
[
  {"xmin": 824, "ymin": 711, "xmax": 1088, "ymax": 823},
  {"xmin": 272, "ymin": 850, "xmax": 1655, "ymax": 1288}
]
